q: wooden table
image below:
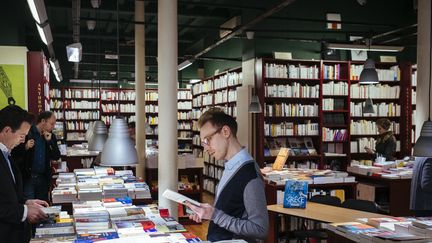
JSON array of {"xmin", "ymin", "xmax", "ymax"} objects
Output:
[{"xmin": 266, "ymin": 202, "xmax": 386, "ymax": 243}]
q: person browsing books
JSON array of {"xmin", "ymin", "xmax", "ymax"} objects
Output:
[
  {"xmin": 12, "ymin": 111, "xmax": 60, "ymax": 202},
  {"xmin": 364, "ymin": 118, "xmax": 396, "ymax": 161},
  {"xmin": 0, "ymin": 105, "xmax": 48, "ymax": 242},
  {"xmin": 185, "ymin": 108, "xmax": 269, "ymax": 242}
]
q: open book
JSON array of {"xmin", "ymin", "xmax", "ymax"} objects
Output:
[{"xmin": 162, "ymin": 189, "xmax": 201, "ymax": 207}]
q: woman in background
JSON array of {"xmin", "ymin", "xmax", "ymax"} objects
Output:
[{"xmin": 364, "ymin": 118, "xmax": 396, "ymax": 161}]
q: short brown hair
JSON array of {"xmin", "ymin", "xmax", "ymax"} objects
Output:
[
  {"xmin": 198, "ymin": 107, "xmax": 238, "ymax": 138},
  {"xmin": 376, "ymin": 118, "xmax": 392, "ymax": 131}
]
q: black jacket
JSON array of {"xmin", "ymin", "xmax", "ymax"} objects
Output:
[
  {"xmin": 12, "ymin": 125, "xmax": 61, "ymax": 180},
  {"xmin": 0, "ymin": 152, "xmax": 30, "ymax": 243}
]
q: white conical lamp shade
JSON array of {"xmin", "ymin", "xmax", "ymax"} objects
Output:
[
  {"xmin": 85, "ymin": 121, "xmax": 96, "ymax": 141},
  {"xmin": 413, "ymin": 120, "xmax": 432, "ymax": 156},
  {"xmin": 359, "ymin": 58, "xmax": 379, "ymax": 84},
  {"xmin": 101, "ymin": 118, "xmax": 138, "ymax": 166},
  {"xmin": 88, "ymin": 121, "xmax": 107, "ymax": 151}
]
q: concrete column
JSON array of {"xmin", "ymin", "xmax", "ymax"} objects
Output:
[
  {"xmin": 158, "ymin": 0, "xmax": 178, "ymax": 218},
  {"xmin": 416, "ymin": 0, "xmax": 432, "ymax": 139},
  {"xmin": 135, "ymin": 0, "xmax": 146, "ymax": 178}
]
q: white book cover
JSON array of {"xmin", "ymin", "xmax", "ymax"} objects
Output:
[{"xmin": 162, "ymin": 189, "xmax": 201, "ymax": 206}]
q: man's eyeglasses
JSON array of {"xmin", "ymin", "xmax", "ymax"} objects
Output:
[{"xmin": 201, "ymin": 127, "xmax": 222, "ymax": 147}]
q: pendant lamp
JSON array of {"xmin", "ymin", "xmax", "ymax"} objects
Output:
[
  {"xmin": 413, "ymin": 3, "xmax": 432, "ymax": 156},
  {"xmin": 359, "ymin": 58, "xmax": 379, "ymax": 84},
  {"xmin": 363, "ymin": 98, "xmax": 375, "ymax": 114},
  {"xmin": 100, "ymin": 117, "xmax": 138, "ymax": 166},
  {"xmin": 248, "ymin": 94, "xmax": 262, "ymax": 113},
  {"xmin": 88, "ymin": 121, "xmax": 107, "ymax": 151}
]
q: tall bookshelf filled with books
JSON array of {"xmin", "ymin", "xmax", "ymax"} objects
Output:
[
  {"xmin": 349, "ymin": 62, "xmax": 402, "ymax": 162},
  {"xmin": 321, "ymin": 60, "xmax": 351, "ymax": 171},
  {"xmin": 101, "ymin": 88, "xmax": 136, "ymax": 126},
  {"xmin": 191, "ymin": 67, "xmax": 243, "ymax": 194},
  {"xmin": 255, "ymin": 58, "xmax": 415, "ymax": 170},
  {"xmin": 63, "ymin": 88, "xmax": 100, "ymax": 144},
  {"xmin": 256, "ymin": 58, "xmax": 323, "ymax": 169}
]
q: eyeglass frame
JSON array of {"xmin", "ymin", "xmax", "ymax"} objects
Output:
[{"xmin": 201, "ymin": 126, "xmax": 223, "ymax": 147}]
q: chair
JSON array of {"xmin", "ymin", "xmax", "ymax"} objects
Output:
[
  {"xmin": 292, "ymin": 195, "xmax": 341, "ymax": 243},
  {"xmin": 341, "ymin": 199, "xmax": 379, "ymax": 213},
  {"xmin": 309, "ymin": 195, "xmax": 342, "ymax": 207}
]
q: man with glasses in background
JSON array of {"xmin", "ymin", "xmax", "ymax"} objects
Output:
[{"xmin": 186, "ymin": 108, "xmax": 268, "ymax": 242}]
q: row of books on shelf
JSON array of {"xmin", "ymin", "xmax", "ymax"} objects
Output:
[
  {"xmin": 323, "ymin": 64, "xmax": 343, "ymax": 80},
  {"xmin": 323, "ymin": 98, "xmax": 346, "ymax": 110},
  {"xmin": 178, "ymin": 111, "xmax": 191, "ymax": 120},
  {"xmin": 178, "ymin": 101, "xmax": 192, "ymax": 110},
  {"xmin": 101, "ymin": 90, "xmax": 136, "ymax": 101},
  {"xmin": 64, "ymin": 111, "xmax": 99, "ymax": 120},
  {"xmin": 350, "ymin": 64, "xmax": 400, "ymax": 81},
  {"xmin": 145, "ymin": 104, "xmax": 158, "ymax": 113},
  {"xmin": 351, "ymin": 102, "xmax": 401, "ymax": 117},
  {"xmin": 203, "ymin": 152, "xmax": 225, "ymax": 167},
  {"xmin": 66, "ymin": 132, "xmax": 85, "ymax": 141},
  {"xmin": 178, "ymin": 122, "xmax": 192, "ymax": 130},
  {"xmin": 264, "ymin": 122, "xmax": 319, "ymax": 136},
  {"xmin": 50, "ymin": 99, "xmax": 63, "ymax": 109},
  {"xmin": 101, "ymin": 103, "xmax": 136, "ymax": 113},
  {"xmin": 323, "ymin": 81, "xmax": 349, "ymax": 95},
  {"xmin": 203, "ymin": 178, "xmax": 216, "ymax": 194},
  {"xmin": 264, "ymin": 63, "xmax": 320, "ymax": 79},
  {"xmin": 264, "ymin": 137, "xmax": 317, "ymax": 157},
  {"xmin": 64, "ymin": 89, "xmax": 100, "ymax": 99},
  {"xmin": 192, "ymin": 80, "xmax": 213, "ymax": 95},
  {"xmin": 213, "ymin": 71, "xmax": 243, "ymax": 90},
  {"xmin": 214, "ymin": 90, "xmax": 237, "ymax": 104},
  {"xmin": 350, "ymin": 120, "xmax": 400, "ymax": 135},
  {"xmin": 350, "ymin": 84, "xmax": 400, "ymax": 99},
  {"xmin": 49, "ymin": 89, "xmax": 62, "ymax": 98},
  {"xmin": 264, "ymin": 83, "xmax": 320, "ymax": 98},
  {"xmin": 204, "ymin": 164, "xmax": 223, "ymax": 181},
  {"xmin": 412, "ymin": 89, "xmax": 417, "ymax": 105},
  {"xmin": 264, "ymin": 103, "xmax": 319, "ymax": 117},
  {"xmin": 66, "ymin": 121, "xmax": 92, "ymax": 131},
  {"xmin": 322, "ymin": 128, "xmax": 348, "ymax": 142},
  {"xmin": 53, "ymin": 111, "xmax": 63, "ymax": 120},
  {"xmin": 102, "ymin": 115, "xmax": 135, "ymax": 126},
  {"xmin": 64, "ymin": 100, "xmax": 99, "ymax": 109},
  {"xmin": 350, "ymin": 139, "xmax": 401, "ymax": 154}
]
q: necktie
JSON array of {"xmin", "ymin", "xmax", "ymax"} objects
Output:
[{"xmin": 4, "ymin": 154, "xmax": 16, "ymax": 183}]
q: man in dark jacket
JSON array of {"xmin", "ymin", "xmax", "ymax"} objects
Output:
[
  {"xmin": 0, "ymin": 105, "xmax": 48, "ymax": 242},
  {"xmin": 12, "ymin": 111, "xmax": 60, "ymax": 203},
  {"xmin": 410, "ymin": 157, "xmax": 432, "ymax": 216}
]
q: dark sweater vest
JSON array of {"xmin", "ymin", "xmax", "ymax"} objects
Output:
[{"xmin": 207, "ymin": 161, "xmax": 259, "ymax": 242}]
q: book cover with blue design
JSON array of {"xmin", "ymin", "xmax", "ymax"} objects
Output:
[{"xmin": 283, "ymin": 180, "xmax": 308, "ymax": 208}]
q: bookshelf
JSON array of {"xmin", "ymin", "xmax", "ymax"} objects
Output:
[
  {"xmin": 349, "ymin": 61, "xmax": 403, "ymax": 161},
  {"xmin": 256, "ymin": 58, "xmax": 323, "ymax": 170},
  {"xmin": 255, "ymin": 58, "xmax": 415, "ymax": 170},
  {"xmin": 191, "ymin": 67, "xmax": 243, "ymax": 194}
]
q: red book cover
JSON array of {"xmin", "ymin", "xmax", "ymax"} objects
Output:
[{"xmin": 140, "ymin": 220, "xmax": 155, "ymax": 230}]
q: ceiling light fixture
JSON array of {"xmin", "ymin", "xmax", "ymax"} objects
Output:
[
  {"xmin": 178, "ymin": 60, "xmax": 193, "ymax": 71},
  {"xmin": 66, "ymin": 43, "xmax": 83, "ymax": 62},
  {"xmin": 27, "ymin": 0, "xmax": 47, "ymax": 24},
  {"xmin": 359, "ymin": 58, "xmax": 379, "ymax": 84},
  {"xmin": 327, "ymin": 43, "xmax": 404, "ymax": 52},
  {"xmin": 36, "ymin": 22, "xmax": 53, "ymax": 45},
  {"xmin": 248, "ymin": 94, "xmax": 262, "ymax": 113},
  {"xmin": 413, "ymin": 2, "xmax": 432, "ymax": 156}
]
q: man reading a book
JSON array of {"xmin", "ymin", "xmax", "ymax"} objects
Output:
[{"xmin": 185, "ymin": 108, "xmax": 269, "ymax": 242}]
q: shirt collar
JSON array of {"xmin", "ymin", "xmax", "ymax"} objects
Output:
[
  {"xmin": 224, "ymin": 147, "xmax": 252, "ymax": 170},
  {"xmin": 0, "ymin": 143, "xmax": 10, "ymax": 156}
]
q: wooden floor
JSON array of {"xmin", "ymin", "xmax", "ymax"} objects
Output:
[{"xmin": 184, "ymin": 192, "xmax": 214, "ymax": 240}]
